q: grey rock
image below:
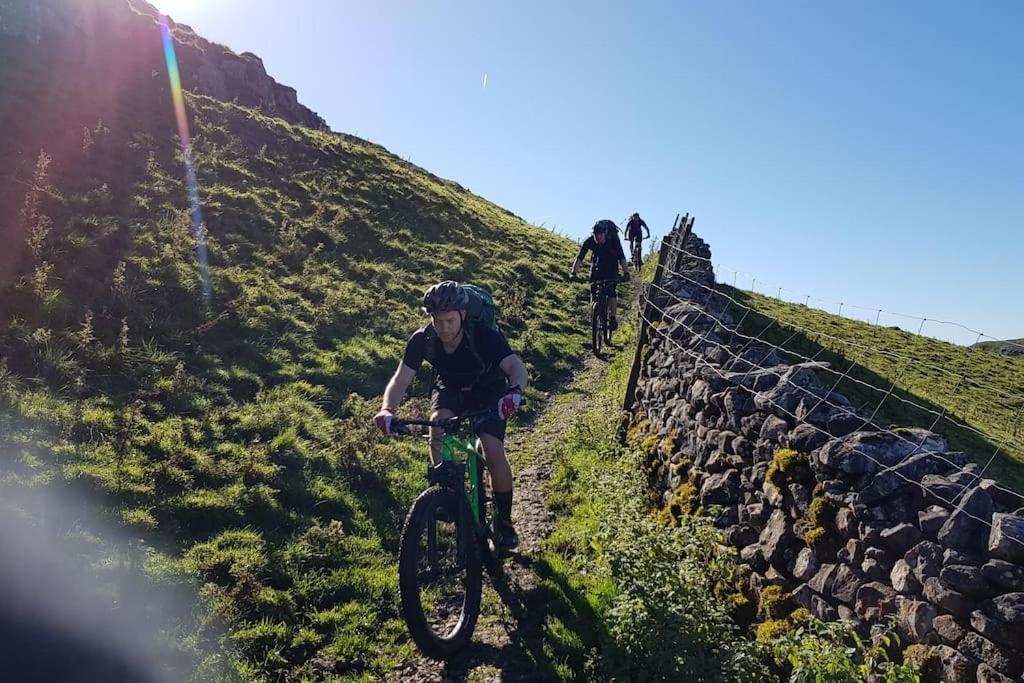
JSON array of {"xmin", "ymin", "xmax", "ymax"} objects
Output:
[
  {"xmin": 891, "ymin": 559, "xmax": 922, "ymax": 594},
  {"xmin": 809, "ymin": 563, "xmax": 838, "ymax": 596},
  {"xmin": 861, "ymin": 557, "xmax": 889, "ymax": 581},
  {"xmin": 982, "ymin": 560, "xmax": 1024, "ymax": 592},
  {"xmin": 921, "ymin": 473, "xmax": 968, "ymax": 503},
  {"xmin": 712, "ymin": 506, "xmax": 740, "ymax": 529},
  {"xmin": 724, "ymin": 523, "xmax": 758, "ymax": 547},
  {"xmin": 984, "ymin": 592, "xmax": 1024, "ymax": 624},
  {"xmin": 905, "ymin": 541, "xmax": 944, "ymax": 583},
  {"xmin": 811, "ymin": 594, "xmax": 838, "ymax": 621},
  {"xmin": 788, "ymin": 483, "xmax": 812, "ymax": 517},
  {"xmin": 959, "ymin": 633, "xmax": 1022, "ymax": 678},
  {"xmin": 938, "ymin": 486, "xmax": 994, "ymax": 552},
  {"xmin": 859, "ymin": 451, "xmax": 956, "ymax": 505},
  {"xmin": 943, "ymin": 547, "xmax": 984, "ymax": 567},
  {"xmin": 976, "ymin": 663, "xmax": 1016, "ymax": 683},
  {"xmin": 785, "ymin": 423, "xmax": 829, "ymax": 452},
  {"xmin": 831, "ymin": 564, "xmax": 861, "ymax": 604},
  {"xmin": 816, "ymin": 429, "xmax": 946, "ymax": 478},
  {"xmin": 759, "ymin": 415, "xmax": 789, "ymax": 444},
  {"xmin": 932, "ymin": 614, "xmax": 966, "ymax": 645},
  {"xmin": 700, "ymin": 469, "xmax": 742, "ymax": 505},
  {"xmin": 989, "ymin": 513, "xmax": 1024, "ymax": 564},
  {"xmin": 854, "ymin": 581, "xmax": 898, "ymax": 622},
  {"xmin": 898, "ymin": 599, "xmax": 936, "ymax": 642},
  {"xmin": 837, "ymin": 604, "xmax": 860, "ymax": 626},
  {"xmin": 793, "ymin": 547, "xmax": 820, "ymax": 582},
  {"xmin": 971, "ymin": 609, "xmax": 1024, "ymax": 649},
  {"xmin": 740, "ymin": 544, "xmax": 768, "ymax": 572},
  {"xmin": 881, "ymin": 523, "xmax": 922, "ymax": 555},
  {"xmin": 940, "ymin": 564, "xmax": 996, "ymax": 599},
  {"xmin": 923, "ymin": 577, "xmax": 973, "ymax": 619},
  {"xmin": 759, "ymin": 509, "xmax": 798, "ymax": 568},
  {"xmin": 837, "ymin": 539, "xmax": 865, "ymax": 567},
  {"xmin": 792, "ymin": 582, "xmax": 815, "ymax": 610},
  {"xmin": 835, "ymin": 507, "xmax": 857, "ymax": 538},
  {"xmin": 826, "ymin": 409, "xmax": 863, "ymax": 438},
  {"xmin": 936, "ymin": 645, "xmax": 977, "ymax": 683},
  {"xmin": 919, "ymin": 505, "xmax": 951, "ymax": 537}
]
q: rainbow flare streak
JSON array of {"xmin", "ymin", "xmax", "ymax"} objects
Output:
[{"xmin": 160, "ymin": 16, "xmax": 212, "ymax": 308}]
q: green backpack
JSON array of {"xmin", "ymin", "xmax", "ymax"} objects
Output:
[{"xmin": 462, "ymin": 283, "xmax": 499, "ymax": 332}]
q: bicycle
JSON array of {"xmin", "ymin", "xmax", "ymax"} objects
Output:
[
  {"xmin": 630, "ymin": 237, "xmax": 644, "ymax": 272},
  {"xmin": 575, "ymin": 276, "xmax": 618, "ymax": 355},
  {"xmin": 391, "ymin": 409, "xmax": 498, "ymax": 660}
]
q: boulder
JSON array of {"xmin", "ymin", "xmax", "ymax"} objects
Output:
[
  {"xmin": 922, "ymin": 577, "xmax": 972, "ymax": 619},
  {"xmin": 940, "ymin": 564, "xmax": 997, "ymax": 599},
  {"xmin": 983, "ymin": 592, "xmax": 1024, "ymax": 624},
  {"xmin": 936, "ymin": 645, "xmax": 978, "ymax": 683},
  {"xmin": 891, "ymin": 560, "xmax": 922, "ymax": 594},
  {"xmin": 759, "ymin": 509, "xmax": 798, "ymax": 568},
  {"xmin": 880, "ymin": 523, "xmax": 922, "ymax": 556},
  {"xmin": 981, "ymin": 560, "xmax": 1024, "ymax": 592},
  {"xmin": 815, "ymin": 429, "xmax": 946, "ymax": 478},
  {"xmin": 919, "ymin": 505, "xmax": 951, "ymax": 537},
  {"xmin": 793, "ymin": 547, "xmax": 820, "ymax": 582},
  {"xmin": 958, "ymin": 633, "xmax": 1022, "ymax": 678},
  {"xmin": 905, "ymin": 541, "xmax": 944, "ymax": 583},
  {"xmin": 932, "ymin": 614, "xmax": 966, "ymax": 645},
  {"xmin": 938, "ymin": 486, "xmax": 994, "ymax": 552},
  {"xmin": 831, "ymin": 564, "xmax": 861, "ymax": 604},
  {"xmin": 897, "ymin": 599, "xmax": 936, "ymax": 642},
  {"xmin": 971, "ymin": 610, "xmax": 1024, "ymax": 649},
  {"xmin": 854, "ymin": 582, "xmax": 898, "ymax": 622},
  {"xmin": 989, "ymin": 513, "xmax": 1024, "ymax": 564}
]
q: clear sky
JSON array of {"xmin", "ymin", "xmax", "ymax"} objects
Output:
[{"xmin": 153, "ymin": 0, "xmax": 1022, "ymax": 345}]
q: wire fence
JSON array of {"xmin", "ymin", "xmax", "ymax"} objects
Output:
[
  {"xmin": 626, "ymin": 220, "xmax": 1024, "ymax": 553},
  {"xmin": 659, "ymin": 238, "xmax": 1024, "ymax": 353}
]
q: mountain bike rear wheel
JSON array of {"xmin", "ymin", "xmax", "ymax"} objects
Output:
[{"xmin": 398, "ymin": 485, "xmax": 482, "ymax": 660}]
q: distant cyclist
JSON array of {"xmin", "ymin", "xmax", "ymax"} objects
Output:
[
  {"xmin": 625, "ymin": 212, "xmax": 650, "ymax": 267},
  {"xmin": 571, "ymin": 220, "xmax": 629, "ymax": 331}
]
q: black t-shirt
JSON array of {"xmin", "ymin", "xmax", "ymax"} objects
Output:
[
  {"xmin": 402, "ymin": 324, "xmax": 514, "ymax": 390},
  {"xmin": 626, "ymin": 217, "xmax": 648, "ymax": 240},
  {"xmin": 577, "ymin": 235, "xmax": 625, "ymax": 279}
]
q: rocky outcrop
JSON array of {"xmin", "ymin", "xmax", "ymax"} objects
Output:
[
  {"xmin": 626, "ymin": 225, "xmax": 1024, "ymax": 678},
  {"xmin": 0, "ymin": 0, "xmax": 327, "ymax": 130}
]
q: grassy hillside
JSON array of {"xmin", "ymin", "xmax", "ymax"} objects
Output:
[
  {"xmin": 972, "ymin": 338, "xmax": 1024, "ymax": 357},
  {"xmin": 0, "ymin": 10, "xmax": 590, "ymax": 680},
  {"xmin": 722, "ymin": 287, "xmax": 1024, "ymax": 492}
]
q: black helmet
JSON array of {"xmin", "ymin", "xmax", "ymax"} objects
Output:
[
  {"xmin": 422, "ymin": 280, "xmax": 468, "ymax": 314},
  {"xmin": 592, "ymin": 219, "xmax": 616, "ymax": 235}
]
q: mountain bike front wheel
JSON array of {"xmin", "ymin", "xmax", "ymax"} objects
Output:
[{"xmin": 398, "ymin": 485, "xmax": 482, "ymax": 660}]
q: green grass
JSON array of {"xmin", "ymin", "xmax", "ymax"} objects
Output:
[
  {"xmin": 0, "ymin": 36, "xmax": 593, "ymax": 679},
  {"xmin": 719, "ymin": 286, "xmax": 1024, "ymax": 491},
  {"xmin": 527, "ymin": 321, "xmax": 772, "ymax": 681}
]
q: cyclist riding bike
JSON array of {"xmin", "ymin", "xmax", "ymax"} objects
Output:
[
  {"xmin": 625, "ymin": 212, "xmax": 650, "ymax": 266},
  {"xmin": 571, "ymin": 219, "xmax": 630, "ymax": 331},
  {"xmin": 374, "ymin": 281, "xmax": 530, "ymax": 550}
]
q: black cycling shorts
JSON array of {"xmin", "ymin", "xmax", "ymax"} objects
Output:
[
  {"xmin": 430, "ymin": 384, "xmax": 507, "ymax": 440},
  {"xmin": 590, "ymin": 279, "xmax": 618, "ymax": 299}
]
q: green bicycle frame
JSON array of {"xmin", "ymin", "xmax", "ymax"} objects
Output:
[{"xmin": 438, "ymin": 434, "xmax": 493, "ymax": 539}]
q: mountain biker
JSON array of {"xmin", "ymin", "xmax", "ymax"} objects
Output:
[
  {"xmin": 571, "ymin": 219, "xmax": 630, "ymax": 331},
  {"xmin": 625, "ymin": 212, "xmax": 650, "ymax": 264},
  {"xmin": 374, "ymin": 281, "xmax": 530, "ymax": 550}
]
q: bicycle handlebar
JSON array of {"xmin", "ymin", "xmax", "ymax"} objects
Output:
[{"xmin": 390, "ymin": 408, "xmax": 496, "ymax": 435}]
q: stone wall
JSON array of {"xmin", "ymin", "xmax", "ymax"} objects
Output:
[
  {"xmin": 0, "ymin": 0, "xmax": 327, "ymax": 130},
  {"xmin": 625, "ymin": 227, "xmax": 1024, "ymax": 682}
]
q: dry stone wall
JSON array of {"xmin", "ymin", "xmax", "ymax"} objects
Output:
[{"xmin": 625, "ymin": 228, "xmax": 1024, "ymax": 682}]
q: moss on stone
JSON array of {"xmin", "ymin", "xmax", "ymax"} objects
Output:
[
  {"xmin": 757, "ymin": 585, "xmax": 794, "ymax": 621},
  {"xmin": 755, "ymin": 618, "xmax": 792, "ymax": 644},
  {"xmin": 765, "ymin": 447, "xmax": 808, "ymax": 491}
]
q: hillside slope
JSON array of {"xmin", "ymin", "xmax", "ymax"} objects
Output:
[
  {"xmin": 726, "ymin": 287, "xmax": 1024, "ymax": 490},
  {"xmin": 0, "ymin": 1, "xmax": 588, "ymax": 679}
]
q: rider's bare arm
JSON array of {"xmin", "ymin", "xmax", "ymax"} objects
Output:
[
  {"xmin": 570, "ymin": 258, "xmax": 583, "ymax": 277},
  {"xmin": 499, "ymin": 354, "xmax": 529, "ymax": 393},
  {"xmin": 382, "ymin": 362, "xmax": 417, "ymax": 410}
]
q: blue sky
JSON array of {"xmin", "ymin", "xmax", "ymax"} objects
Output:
[{"xmin": 155, "ymin": 0, "xmax": 1022, "ymax": 344}]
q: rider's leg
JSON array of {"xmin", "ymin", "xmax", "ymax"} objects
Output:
[
  {"xmin": 427, "ymin": 409, "xmax": 456, "ymax": 465},
  {"xmin": 478, "ymin": 432, "xmax": 512, "ymax": 493},
  {"xmin": 479, "ymin": 431, "xmax": 517, "ymax": 546}
]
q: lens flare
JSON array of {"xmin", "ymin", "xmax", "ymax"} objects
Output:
[{"xmin": 159, "ymin": 15, "xmax": 212, "ymax": 309}]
